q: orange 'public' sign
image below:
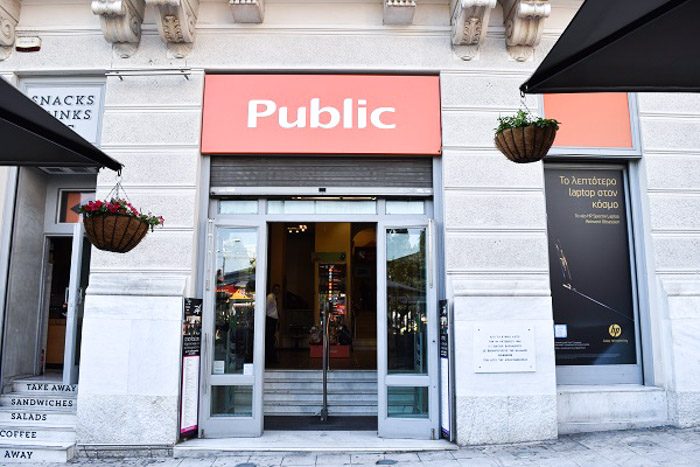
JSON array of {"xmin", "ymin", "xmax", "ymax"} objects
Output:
[{"xmin": 201, "ymin": 74, "xmax": 442, "ymax": 156}]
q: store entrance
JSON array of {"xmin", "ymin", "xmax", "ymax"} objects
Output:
[
  {"xmin": 41, "ymin": 233, "xmax": 90, "ymax": 384},
  {"xmin": 201, "ymin": 195, "xmax": 439, "ymax": 439},
  {"xmin": 264, "ymin": 222, "xmax": 377, "ymax": 430}
]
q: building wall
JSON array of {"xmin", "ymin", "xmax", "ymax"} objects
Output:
[
  {"xmin": 75, "ymin": 72, "xmax": 204, "ymax": 446},
  {"xmin": 638, "ymin": 93, "xmax": 700, "ymax": 427},
  {"xmin": 0, "ymin": 0, "xmax": 698, "ymax": 447},
  {"xmin": 441, "ymin": 71, "xmax": 557, "ymax": 443},
  {"xmin": 0, "ymin": 75, "xmax": 18, "ymax": 370},
  {"xmin": 2, "ymin": 168, "xmax": 47, "ymax": 384}
]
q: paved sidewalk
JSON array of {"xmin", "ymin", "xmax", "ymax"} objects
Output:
[{"xmin": 14, "ymin": 426, "xmax": 700, "ymax": 467}]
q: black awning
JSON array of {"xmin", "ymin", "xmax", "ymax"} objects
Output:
[
  {"xmin": 521, "ymin": 0, "xmax": 700, "ymax": 94},
  {"xmin": 0, "ymin": 77, "xmax": 122, "ymax": 171}
]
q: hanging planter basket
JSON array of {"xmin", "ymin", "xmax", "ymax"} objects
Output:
[
  {"xmin": 495, "ymin": 125, "xmax": 558, "ymax": 163},
  {"xmin": 79, "ymin": 180, "xmax": 164, "ymax": 254},
  {"xmin": 494, "ymin": 110, "xmax": 560, "ymax": 164},
  {"xmin": 83, "ymin": 214, "xmax": 150, "ymax": 253}
]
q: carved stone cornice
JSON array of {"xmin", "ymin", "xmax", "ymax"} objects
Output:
[
  {"xmin": 383, "ymin": 0, "xmax": 416, "ymax": 26},
  {"xmin": 0, "ymin": 0, "xmax": 21, "ymax": 61},
  {"xmin": 229, "ymin": 0, "xmax": 264, "ymax": 24},
  {"xmin": 498, "ymin": 0, "xmax": 551, "ymax": 62},
  {"xmin": 451, "ymin": 0, "xmax": 497, "ymax": 61},
  {"xmin": 91, "ymin": 0, "xmax": 146, "ymax": 58},
  {"xmin": 146, "ymin": 0, "xmax": 199, "ymax": 58}
]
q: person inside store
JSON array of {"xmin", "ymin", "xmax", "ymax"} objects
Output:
[{"xmin": 266, "ymin": 284, "xmax": 281, "ymax": 365}]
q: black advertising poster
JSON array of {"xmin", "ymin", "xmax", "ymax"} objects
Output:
[
  {"xmin": 544, "ymin": 169, "xmax": 636, "ymax": 366},
  {"xmin": 180, "ymin": 298, "xmax": 202, "ymax": 439}
]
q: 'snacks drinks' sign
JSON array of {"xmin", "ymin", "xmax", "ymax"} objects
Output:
[
  {"xmin": 201, "ymin": 74, "xmax": 442, "ymax": 155},
  {"xmin": 25, "ymin": 82, "xmax": 104, "ymax": 145}
]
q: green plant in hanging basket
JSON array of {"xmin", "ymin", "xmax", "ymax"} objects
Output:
[
  {"xmin": 79, "ymin": 198, "xmax": 165, "ymax": 253},
  {"xmin": 495, "ymin": 110, "xmax": 560, "ymax": 163}
]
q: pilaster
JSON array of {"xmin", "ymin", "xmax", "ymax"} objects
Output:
[
  {"xmin": 498, "ymin": 0, "xmax": 551, "ymax": 62},
  {"xmin": 451, "ymin": 279, "xmax": 558, "ymax": 445},
  {"xmin": 91, "ymin": 0, "xmax": 146, "ymax": 58},
  {"xmin": 77, "ymin": 71, "xmax": 205, "ymax": 447},
  {"xmin": 146, "ymin": 0, "xmax": 199, "ymax": 58},
  {"xmin": 383, "ymin": 0, "xmax": 416, "ymax": 26},
  {"xmin": 451, "ymin": 0, "xmax": 497, "ymax": 61},
  {"xmin": 661, "ymin": 279, "xmax": 700, "ymax": 428},
  {"xmin": 229, "ymin": 0, "xmax": 264, "ymax": 23},
  {"xmin": 0, "ymin": 0, "xmax": 20, "ymax": 61}
]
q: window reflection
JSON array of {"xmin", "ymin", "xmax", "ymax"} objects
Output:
[
  {"xmin": 386, "ymin": 228, "xmax": 427, "ymax": 374},
  {"xmin": 211, "ymin": 386, "xmax": 253, "ymax": 417},
  {"xmin": 213, "ymin": 229, "xmax": 257, "ymax": 375},
  {"xmin": 387, "ymin": 386, "xmax": 429, "ymax": 418}
]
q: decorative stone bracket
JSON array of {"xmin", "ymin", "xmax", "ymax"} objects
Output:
[
  {"xmin": 146, "ymin": 0, "xmax": 200, "ymax": 58},
  {"xmin": 88, "ymin": 0, "xmax": 550, "ymax": 61},
  {"xmin": 230, "ymin": 0, "xmax": 265, "ymax": 23},
  {"xmin": 0, "ymin": 0, "xmax": 21, "ymax": 61},
  {"xmin": 451, "ymin": 0, "xmax": 497, "ymax": 61},
  {"xmin": 92, "ymin": 0, "xmax": 200, "ymax": 58},
  {"xmin": 384, "ymin": 0, "xmax": 416, "ymax": 26},
  {"xmin": 498, "ymin": 0, "xmax": 551, "ymax": 62},
  {"xmin": 91, "ymin": 0, "xmax": 146, "ymax": 58}
]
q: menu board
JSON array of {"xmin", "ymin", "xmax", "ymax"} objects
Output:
[
  {"xmin": 438, "ymin": 299, "xmax": 453, "ymax": 440},
  {"xmin": 180, "ymin": 298, "xmax": 202, "ymax": 439}
]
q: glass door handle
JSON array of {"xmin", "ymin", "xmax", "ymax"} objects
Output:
[
  {"xmin": 428, "ymin": 219, "xmax": 435, "ymax": 289},
  {"xmin": 203, "ymin": 332, "xmax": 209, "ymax": 395}
]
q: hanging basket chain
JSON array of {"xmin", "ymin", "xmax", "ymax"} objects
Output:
[
  {"xmin": 519, "ymin": 90, "xmax": 536, "ymax": 117},
  {"xmin": 105, "ymin": 173, "xmax": 133, "ymax": 205}
]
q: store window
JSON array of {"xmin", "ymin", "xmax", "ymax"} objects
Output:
[
  {"xmin": 543, "ymin": 93, "xmax": 640, "ymax": 157},
  {"xmin": 58, "ymin": 190, "xmax": 95, "ymax": 223},
  {"xmin": 544, "ymin": 165, "xmax": 642, "ymax": 384}
]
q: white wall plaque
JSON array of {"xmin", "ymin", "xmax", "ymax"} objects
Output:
[
  {"xmin": 23, "ymin": 82, "xmax": 105, "ymax": 145},
  {"xmin": 474, "ymin": 323, "xmax": 536, "ymax": 373}
]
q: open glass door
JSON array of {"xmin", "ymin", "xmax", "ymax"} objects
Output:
[
  {"xmin": 200, "ymin": 222, "xmax": 266, "ymax": 437},
  {"xmin": 63, "ymin": 223, "xmax": 90, "ymax": 384},
  {"xmin": 377, "ymin": 221, "xmax": 439, "ymax": 439}
]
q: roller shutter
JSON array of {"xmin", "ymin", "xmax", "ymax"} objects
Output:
[{"xmin": 210, "ymin": 156, "xmax": 433, "ymax": 194}]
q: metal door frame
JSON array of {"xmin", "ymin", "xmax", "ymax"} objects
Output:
[
  {"xmin": 199, "ymin": 198, "xmax": 440, "ymax": 439},
  {"xmin": 34, "ymin": 226, "xmax": 88, "ymax": 385},
  {"xmin": 200, "ymin": 219, "xmax": 268, "ymax": 437},
  {"xmin": 377, "ymin": 218, "xmax": 439, "ymax": 439},
  {"xmin": 63, "ymin": 223, "xmax": 86, "ymax": 384}
]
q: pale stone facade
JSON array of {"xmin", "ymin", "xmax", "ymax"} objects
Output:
[{"xmin": 0, "ymin": 0, "xmax": 698, "ymax": 451}]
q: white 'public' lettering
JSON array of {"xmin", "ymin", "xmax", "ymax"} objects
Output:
[{"xmin": 246, "ymin": 99, "xmax": 396, "ymax": 129}]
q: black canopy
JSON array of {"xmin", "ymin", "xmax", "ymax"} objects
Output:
[
  {"xmin": 0, "ymin": 77, "xmax": 122, "ymax": 171},
  {"xmin": 521, "ymin": 0, "xmax": 699, "ymax": 94}
]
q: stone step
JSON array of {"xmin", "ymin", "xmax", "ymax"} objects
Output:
[
  {"xmin": 264, "ymin": 393, "xmax": 378, "ymax": 404},
  {"xmin": 264, "ymin": 404, "xmax": 376, "ymax": 416},
  {"xmin": 0, "ymin": 395, "xmax": 76, "ymax": 412},
  {"xmin": 264, "ymin": 381, "xmax": 377, "ymax": 392},
  {"xmin": 0, "ymin": 408, "xmax": 77, "ymax": 426},
  {"xmin": 0, "ymin": 424, "xmax": 76, "ymax": 443},
  {"xmin": 265, "ymin": 398, "xmax": 378, "ymax": 407},
  {"xmin": 0, "ymin": 441, "xmax": 75, "ymax": 463},
  {"xmin": 11, "ymin": 381, "xmax": 77, "ymax": 396},
  {"xmin": 264, "ymin": 371, "xmax": 377, "ymax": 382}
]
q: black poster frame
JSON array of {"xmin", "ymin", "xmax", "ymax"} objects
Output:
[
  {"xmin": 180, "ymin": 297, "xmax": 203, "ymax": 440},
  {"xmin": 544, "ymin": 163, "xmax": 644, "ymax": 385}
]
